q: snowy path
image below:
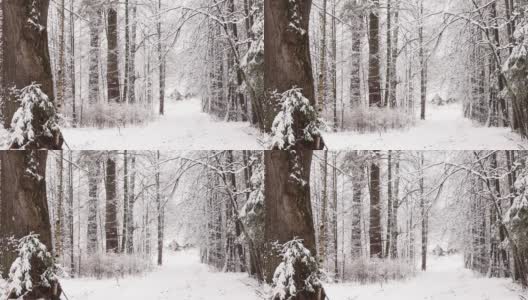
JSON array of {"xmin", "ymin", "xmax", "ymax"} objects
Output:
[
  {"xmin": 324, "ymin": 104, "xmax": 528, "ymax": 150},
  {"xmin": 326, "ymin": 255, "xmax": 527, "ymax": 300},
  {"xmin": 63, "ymin": 99, "xmax": 264, "ymax": 150},
  {"xmin": 61, "ymin": 250, "xmax": 262, "ymax": 300}
]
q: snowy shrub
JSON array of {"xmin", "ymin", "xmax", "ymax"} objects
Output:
[
  {"xmin": 241, "ymin": 1, "xmax": 264, "ymax": 101},
  {"xmin": 270, "ymin": 88, "xmax": 323, "ymax": 150},
  {"xmin": 5, "ymin": 234, "xmax": 61, "ymax": 298},
  {"xmin": 240, "ymin": 157, "xmax": 264, "ymax": 242},
  {"xmin": 0, "ymin": 278, "xmax": 7, "ymax": 299},
  {"xmin": 343, "ymin": 257, "xmax": 416, "ymax": 284},
  {"xmin": 80, "ymin": 102, "xmax": 155, "ymax": 128},
  {"xmin": 335, "ymin": 106, "xmax": 415, "ymax": 133},
  {"xmin": 9, "ymin": 83, "xmax": 62, "ymax": 149},
  {"xmin": 80, "ymin": 253, "xmax": 153, "ymax": 279},
  {"xmin": 271, "ymin": 239, "xmax": 322, "ymax": 300}
]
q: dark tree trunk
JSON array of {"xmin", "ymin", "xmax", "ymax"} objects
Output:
[
  {"xmin": 368, "ymin": 0, "xmax": 382, "ymax": 107},
  {"xmin": 0, "ymin": 151, "xmax": 61, "ymax": 299},
  {"xmin": 107, "ymin": 7, "xmax": 120, "ymax": 103},
  {"xmin": 263, "ymin": 150, "xmax": 325, "ymax": 300},
  {"xmin": 369, "ymin": 153, "xmax": 382, "ymax": 258},
  {"xmin": 1, "ymin": 0, "xmax": 62, "ymax": 149},
  {"xmin": 105, "ymin": 156, "xmax": 118, "ymax": 252},
  {"xmin": 264, "ymin": 0, "xmax": 322, "ymax": 149}
]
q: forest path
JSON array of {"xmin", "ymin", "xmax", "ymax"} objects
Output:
[
  {"xmin": 61, "ymin": 250, "xmax": 262, "ymax": 300},
  {"xmin": 324, "ymin": 104, "xmax": 528, "ymax": 150},
  {"xmin": 62, "ymin": 99, "xmax": 264, "ymax": 150},
  {"xmin": 325, "ymin": 255, "xmax": 526, "ymax": 300}
]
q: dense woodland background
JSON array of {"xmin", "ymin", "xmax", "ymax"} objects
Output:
[{"xmin": 1, "ymin": 150, "xmax": 528, "ymax": 299}]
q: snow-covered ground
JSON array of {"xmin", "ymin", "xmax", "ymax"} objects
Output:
[
  {"xmin": 63, "ymin": 100, "xmax": 527, "ymax": 150},
  {"xmin": 324, "ymin": 104, "xmax": 528, "ymax": 150},
  {"xmin": 61, "ymin": 250, "xmax": 262, "ymax": 300},
  {"xmin": 63, "ymin": 99, "xmax": 264, "ymax": 150},
  {"xmin": 1, "ymin": 251, "xmax": 521, "ymax": 299},
  {"xmin": 326, "ymin": 255, "xmax": 527, "ymax": 300}
]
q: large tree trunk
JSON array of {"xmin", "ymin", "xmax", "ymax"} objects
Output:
[
  {"xmin": 368, "ymin": 0, "xmax": 382, "ymax": 107},
  {"xmin": 264, "ymin": 0, "xmax": 322, "ymax": 149},
  {"xmin": 0, "ymin": 151, "xmax": 61, "ymax": 299},
  {"xmin": 263, "ymin": 150, "xmax": 325, "ymax": 300},
  {"xmin": 105, "ymin": 156, "xmax": 118, "ymax": 252},
  {"xmin": 369, "ymin": 153, "xmax": 382, "ymax": 258},
  {"xmin": 1, "ymin": 0, "xmax": 62, "ymax": 149},
  {"xmin": 107, "ymin": 6, "xmax": 120, "ymax": 103}
]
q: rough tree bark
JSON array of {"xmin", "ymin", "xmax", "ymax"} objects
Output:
[
  {"xmin": 368, "ymin": 0, "xmax": 382, "ymax": 107},
  {"xmin": 107, "ymin": 6, "xmax": 120, "ymax": 103},
  {"xmin": 1, "ymin": 0, "xmax": 63, "ymax": 149},
  {"xmin": 0, "ymin": 151, "xmax": 61, "ymax": 299},
  {"xmin": 263, "ymin": 150, "xmax": 326, "ymax": 300},
  {"xmin": 264, "ymin": 0, "xmax": 323, "ymax": 149},
  {"xmin": 105, "ymin": 155, "xmax": 118, "ymax": 252},
  {"xmin": 369, "ymin": 152, "xmax": 382, "ymax": 258}
]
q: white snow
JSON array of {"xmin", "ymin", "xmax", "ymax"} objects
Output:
[
  {"xmin": 56, "ymin": 251, "xmax": 527, "ymax": 300},
  {"xmin": 59, "ymin": 101, "xmax": 528, "ymax": 150},
  {"xmin": 60, "ymin": 250, "xmax": 262, "ymax": 300},
  {"xmin": 62, "ymin": 99, "xmax": 264, "ymax": 150},
  {"xmin": 325, "ymin": 255, "xmax": 527, "ymax": 300},
  {"xmin": 324, "ymin": 104, "xmax": 528, "ymax": 150}
]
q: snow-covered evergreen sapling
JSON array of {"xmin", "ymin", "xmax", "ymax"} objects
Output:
[
  {"xmin": 270, "ymin": 239, "xmax": 324, "ymax": 300},
  {"xmin": 270, "ymin": 88, "xmax": 324, "ymax": 150},
  {"xmin": 4, "ymin": 234, "xmax": 62, "ymax": 300},
  {"xmin": 9, "ymin": 83, "xmax": 63, "ymax": 149}
]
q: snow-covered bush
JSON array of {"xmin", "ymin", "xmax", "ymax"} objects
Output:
[
  {"xmin": 343, "ymin": 257, "xmax": 416, "ymax": 284},
  {"xmin": 240, "ymin": 156, "xmax": 264, "ymax": 242},
  {"xmin": 270, "ymin": 88, "xmax": 323, "ymax": 150},
  {"xmin": 337, "ymin": 106, "xmax": 415, "ymax": 133},
  {"xmin": 5, "ymin": 234, "xmax": 61, "ymax": 298},
  {"xmin": 9, "ymin": 83, "xmax": 62, "ymax": 149},
  {"xmin": 80, "ymin": 102, "xmax": 155, "ymax": 128},
  {"xmin": 0, "ymin": 278, "xmax": 7, "ymax": 299},
  {"xmin": 241, "ymin": 1, "xmax": 264, "ymax": 103},
  {"xmin": 271, "ymin": 239, "xmax": 322, "ymax": 300},
  {"xmin": 80, "ymin": 253, "xmax": 153, "ymax": 279}
]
